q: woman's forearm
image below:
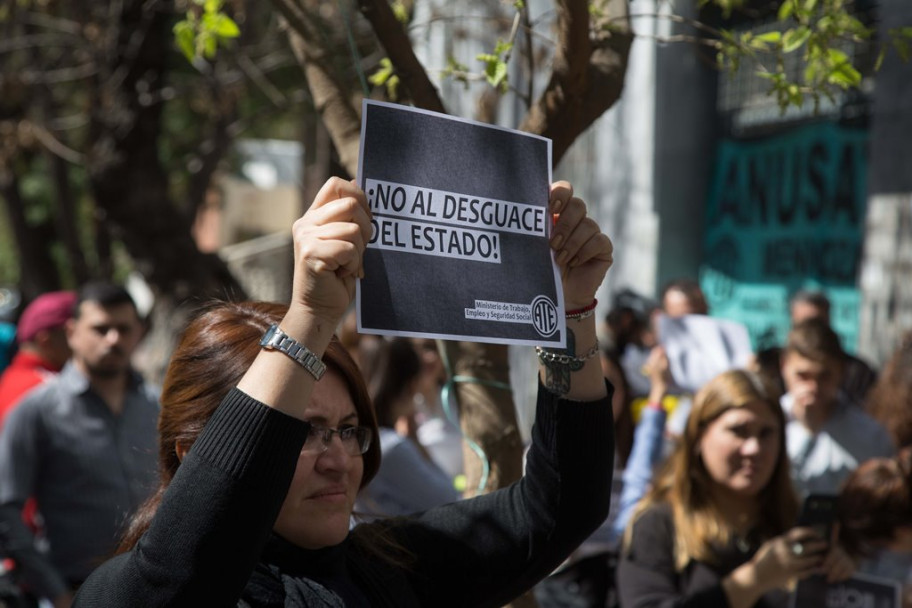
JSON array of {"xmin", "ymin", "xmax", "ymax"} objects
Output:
[
  {"xmin": 721, "ymin": 561, "xmax": 768, "ymax": 608},
  {"xmin": 538, "ymin": 313, "xmax": 607, "ymax": 402}
]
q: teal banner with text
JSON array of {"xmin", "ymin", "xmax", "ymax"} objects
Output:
[{"xmin": 699, "ymin": 123, "xmax": 868, "ymax": 353}]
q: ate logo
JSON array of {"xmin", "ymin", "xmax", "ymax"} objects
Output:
[{"xmin": 531, "ymin": 296, "xmax": 558, "ymax": 338}]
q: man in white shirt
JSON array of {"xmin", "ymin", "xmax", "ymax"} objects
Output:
[{"xmin": 780, "ymin": 318, "xmax": 894, "ymax": 498}]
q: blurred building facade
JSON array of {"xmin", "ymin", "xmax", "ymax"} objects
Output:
[
  {"xmin": 552, "ymin": 0, "xmax": 911, "ymax": 365},
  {"xmin": 194, "ymin": 139, "xmax": 301, "ymax": 304}
]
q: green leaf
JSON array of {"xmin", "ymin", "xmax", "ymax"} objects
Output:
[
  {"xmin": 713, "ymin": 0, "xmax": 745, "ymax": 20},
  {"xmin": 173, "ymin": 21, "xmax": 197, "ymax": 62},
  {"xmin": 755, "ymin": 31, "xmax": 783, "ymax": 43},
  {"xmin": 368, "ymin": 71, "xmax": 388, "ymax": 86},
  {"xmin": 777, "ymin": 0, "xmax": 794, "ymax": 21},
  {"xmin": 204, "ymin": 0, "xmax": 220, "ymax": 14},
  {"xmin": 895, "ymin": 38, "xmax": 911, "ymax": 62},
  {"xmin": 210, "ymin": 14, "xmax": 240, "ymax": 38},
  {"xmin": 844, "ymin": 16, "xmax": 870, "ymax": 39},
  {"xmin": 386, "ymin": 75, "xmax": 400, "ymax": 100},
  {"xmin": 803, "ymin": 61, "xmax": 818, "ymax": 84},
  {"xmin": 484, "ymin": 59, "xmax": 508, "ymax": 87},
  {"xmin": 874, "ymin": 48, "xmax": 886, "ymax": 72},
  {"xmin": 173, "ymin": 20, "xmax": 194, "ymax": 37},
  {"xmin": 201, "ymin": 33, "xmax": 217, "ymax": 59},
  {"xmin": 826, "ymin": 71, "xmax": 854, "ymax": 88},
  {"xmin": 391, "ymin": 1, "xmax": 409, "ymax": 24},
  {"xmin": 827, "ymin": 62, "xmax": 862, "ymax": 88},
  {"xmin": 826, "ymin": 47, "xmax": 850, "ymax": 66},
  {"xmin": 782, "ymin": 26, "xmax": 811, "ymax": 53},
  {"xmin": 369, "ymin": 58, "xmax": 394, "ymax": 86}
]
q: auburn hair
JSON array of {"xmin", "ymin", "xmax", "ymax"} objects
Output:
[
  {"xmin": 866, "ymin": 332, "xmax": 912, "ymax": 448},
  {"xmin": 117, "ymin": 300, "xmax": 381, "ymax": 553},
  {"xmin": 838, "ymin": 447, "xmax": 912, "ymax": 556}
]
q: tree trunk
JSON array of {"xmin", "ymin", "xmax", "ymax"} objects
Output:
[
  {"xmin": 440, "ymin": 341, "xmax": 525, "ymax": 496},
  {"xmin": 0, "ymin": 168, "xmax": 61, "ymax": 301},
  {"xmin": 25, "ymin": 14, "xmax": 91, "ymax": 286},
  {"xmin": 440, "ymin": 340, "xmax": 537, "ymax": 608},
  {"xmin": 47, "ymin": 149, "xmax": 90, "ymax": 285},
  {"xmin": 86, "ymin": 0, "xmax": 245, "ymax": 302}
]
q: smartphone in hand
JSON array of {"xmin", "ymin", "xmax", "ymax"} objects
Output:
[{"xmin": 797, "ymin": 493, "xmax": 838, "ymax": 544}]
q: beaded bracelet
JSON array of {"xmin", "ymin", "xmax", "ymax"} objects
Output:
[
  {"xmin": 535, "ymin": 341, "xmax": 600, "ymax": 365},
  {"xmin": 566, "ymin": 299, "xmax": 597, "ymax": 321}
]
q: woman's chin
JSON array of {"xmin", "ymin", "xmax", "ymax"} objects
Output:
[{"xmin": 274, "ymin": 515, "xmax": 351, "ymax": 550}]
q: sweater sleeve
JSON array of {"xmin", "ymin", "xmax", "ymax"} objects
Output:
[
  {"xmin": 385, "ymin": 380, "xmax": 614, "ymax": 608},
  {"xmin": 73, "ymin": 389, "xmax": 309, "ymax": 608},
  {"xmin": 616, "ymin": 504, "xmax": 730, "ymax": 608}
]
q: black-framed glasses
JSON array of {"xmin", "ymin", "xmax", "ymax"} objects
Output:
[{"xmin": 303, "ymin": 424, "xmax": 372, "ymax": 456}]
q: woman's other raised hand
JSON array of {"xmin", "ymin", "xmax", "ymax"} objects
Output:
[
  {"xmin": 548, "ymin": 181, "xmax": 613, "ymax": 311},
  {"xmin": 289, "ymin": 177, "xmax": 372, "ymax": 332}
]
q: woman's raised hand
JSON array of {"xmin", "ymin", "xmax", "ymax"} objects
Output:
[
  {"xmin": 724, "ymin": 526, "xmax": 828, "ymax": 607},
  {"xmin": 549, "ymin": 181, "xmax": 613, "ymax": 310},
  {"xmin": 750, "ymin": 527, "xmax": 828, "ymax": 590},
  {"xmin": 290, "ymin": 177, "xmax": 372, "ymax": 329}
]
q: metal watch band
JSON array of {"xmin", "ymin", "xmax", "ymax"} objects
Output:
[{"xmin": 259, "ymin": 324, "xmax": 326, "ymax": 380}]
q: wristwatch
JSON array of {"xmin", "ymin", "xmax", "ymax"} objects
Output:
[{"xmin": 259, "ymin": 324, "xmax": 326, "ymax": 380}]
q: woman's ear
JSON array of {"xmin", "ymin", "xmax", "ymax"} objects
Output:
[{"xmin": 175, "ymin": 440, "xmax": 189, "ymax": 462}]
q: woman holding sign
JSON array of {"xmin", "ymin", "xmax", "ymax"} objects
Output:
[{"xmin": 72, "ymin": 177, "xmax": 615, "ymax": 607}]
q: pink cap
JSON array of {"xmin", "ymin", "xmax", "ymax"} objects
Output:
[{"xmin": 16, "ymin": 291, "xmax": 77, "ymax": 343}]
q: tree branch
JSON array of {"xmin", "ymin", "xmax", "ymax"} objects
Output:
[
  {"xmin": 268, "ymin": 0, "xmax": 364, "ymax": 175},
  {"xmin": 553, "ymin": 0, "xmax": 593, "ymax": 83},
  {"xmin": 237, "ymin": 53, "xmax": 287, "ymax": 107},
  {"xmin": 357, "ymin": 0, "xmax": 445, "ymax": 113},
  {"xmin": 520, "ymin": 0, "xmax": 633, "ymax": 166},
  {"xmin": 29, "ymin": 123, "xmax": 85, "ymax": 164}
]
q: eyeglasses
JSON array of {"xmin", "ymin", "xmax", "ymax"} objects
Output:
[{"xmin": 302, "ymin": 424, "xmax": 373, "ymax": 456}]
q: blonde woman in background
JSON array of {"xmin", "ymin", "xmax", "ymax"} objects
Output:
[{"xmin": 617, "ymin": 369, "xmax": 853, "ymax": 608}]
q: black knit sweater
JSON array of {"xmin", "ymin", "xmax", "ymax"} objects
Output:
[{"xmin": 74, "ymin": 382, "xmax": 614, "ymax": 607}]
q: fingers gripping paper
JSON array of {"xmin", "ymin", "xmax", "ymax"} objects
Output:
[{"xmin": 356, "ymin": 101, "xmax": 566, "ymax": 347}]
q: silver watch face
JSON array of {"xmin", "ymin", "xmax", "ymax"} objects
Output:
[
  {"xmin": 260, "ymin": 324, "xmax": 280, "ymax": 347},
  {"xmin": 258, "ymin": 324, "xmax": 325, "ymax": 380}
]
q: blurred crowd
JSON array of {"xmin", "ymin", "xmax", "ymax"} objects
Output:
[{"xmin": 0, "ymin": 277, "xmax": 910, "ymax": 608}]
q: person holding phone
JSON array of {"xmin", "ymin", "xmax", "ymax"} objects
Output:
[
  {"xmin": 617, "ymin": 369, "xmax": 854, "ymax": 608},
  {"xmin": 71, "ymin": 177, "xmax": 616, "ymax": 607}
]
